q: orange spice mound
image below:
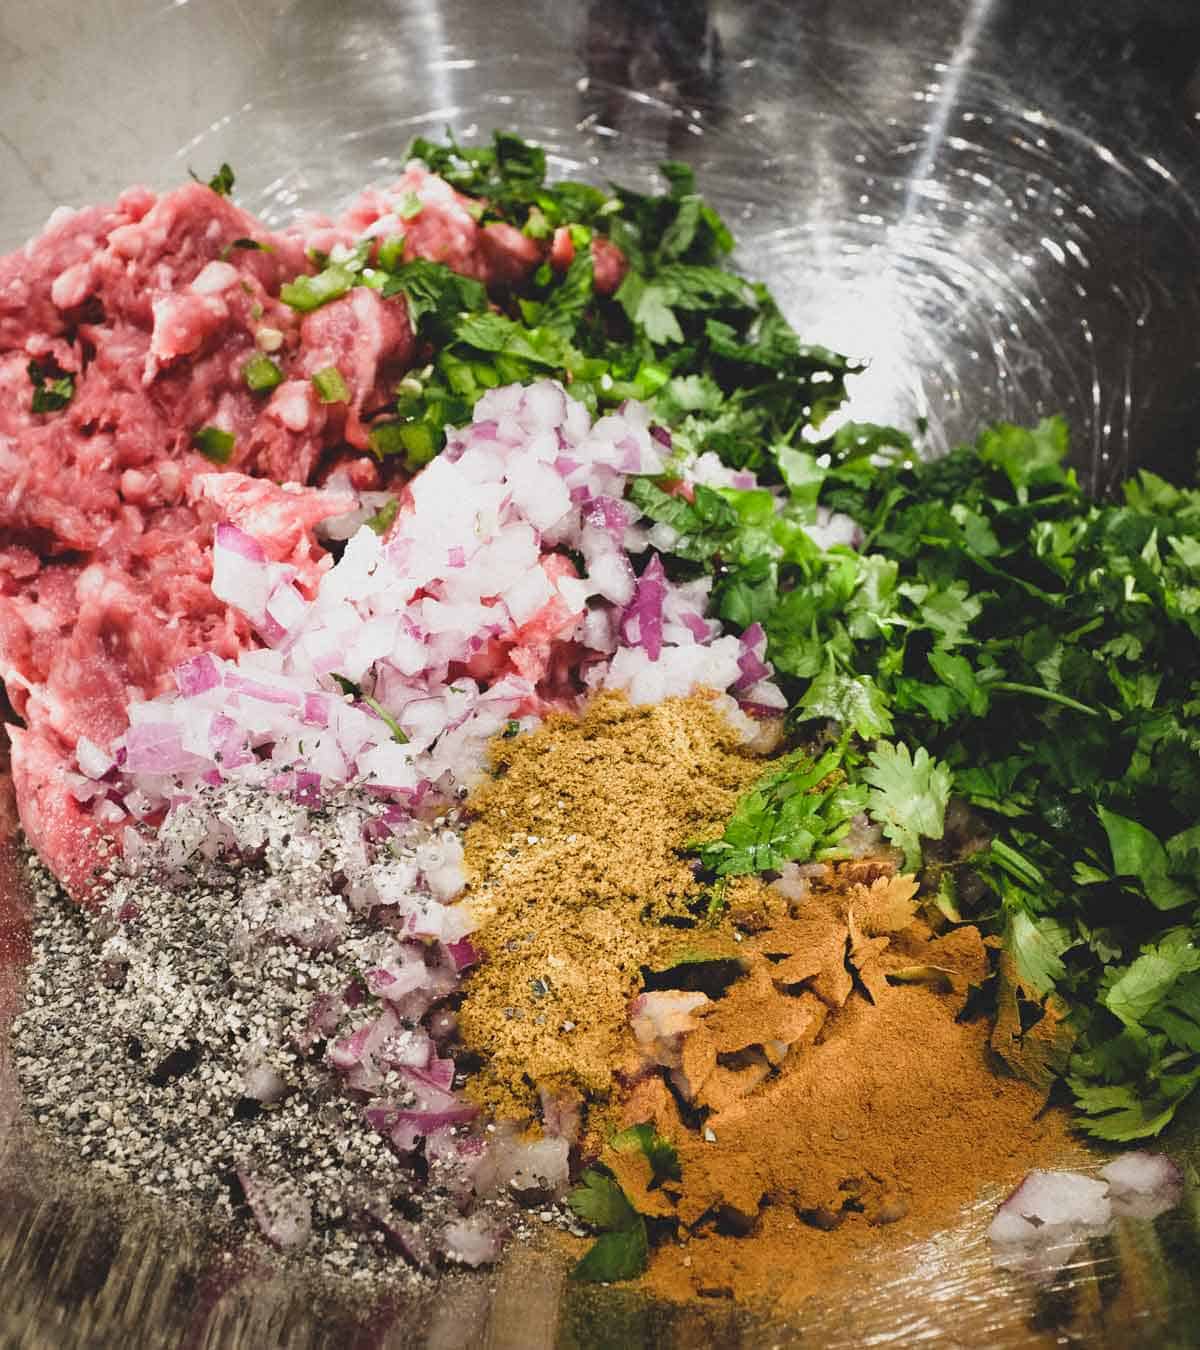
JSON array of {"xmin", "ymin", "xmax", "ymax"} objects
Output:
[
  {"xmin": 614, "ymin": 866, "xmax": 1079, "ymax": 1308},
  {"xmin": 456, "ymin": 691, "xmax": 1080, "ymax": 1310},
  {"xmin": 456, "ymin": 690, "xmax": 772, "ymax": 1119}
]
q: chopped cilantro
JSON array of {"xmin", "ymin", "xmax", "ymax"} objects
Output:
[
  {"xmin": 242, "ymin": 354, "xmax": 283, "ymax": 393},
  {"xmin": 191, "ymin": 426, "xmax": 234, "ymax": 463},
  {"xmin": 567, "ymin": 1170, "xmax": 649, "ymax": 1283},
  {"xmin": 365, "ymin": 497, "xmax": 399, "ymax": 536},
  {"xmin": 191, "ymin": 162, "xmax": 235, "ymax": 196},
  {"xmin": 692, "ymin": 740, "xmax": 867, "ymax": 878},
  {"xmin": 311, "ymin": 366, "xmax": 350, "ymax": 404},
  {"xmin": 862, "ymin": 741, "xmax": 952, "ymax": 872},
  {"xmin": 27, "ymin": 359, "xmax": 75, "ymax": 414}
]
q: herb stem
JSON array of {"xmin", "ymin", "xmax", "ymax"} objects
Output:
[{"xmin": 990, "ymin": 681, "xmax": 1100, "ymax": 718}]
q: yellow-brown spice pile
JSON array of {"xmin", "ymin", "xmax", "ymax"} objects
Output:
[{"xmin": 457, "ymin": 691, "xmax": 768, "ymax": 1119}]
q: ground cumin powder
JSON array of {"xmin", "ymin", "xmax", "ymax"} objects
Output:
[
  {"xmin": 457, "ymin": 691, "xmax": 1081, "ymax": 1310},
  {"xmin": 457, "ymin": 691, "xmax": 768, "ymax": 1118}
]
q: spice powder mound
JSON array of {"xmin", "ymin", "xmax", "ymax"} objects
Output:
[
  {"xmin": 615, "ymin": 865, "xmax": 1082, "ymax": 1309},
  {"xmin": 456, "ymin": 691, "xmax": 768, "ymax": 1120}
]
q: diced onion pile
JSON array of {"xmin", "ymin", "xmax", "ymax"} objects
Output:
[
  {"xmin": 71, "ymin": 380, "xmax": 794, "ymax": 838},
  {"xmin": 62, "ymin": 380, "xmax": 846, "ymax": 1259}
]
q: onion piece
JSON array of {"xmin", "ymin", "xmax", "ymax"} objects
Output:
[
  {"xmin": 237, "ymin": 1170, "xmax": 312, "ymax": 1250},
  {"xmin": 988, "ymin": 1170, "xmax": 1111, "ymax": 1244}
]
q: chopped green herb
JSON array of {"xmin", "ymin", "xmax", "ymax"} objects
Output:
[
  {"xmin": 242, "ymin": 354, "xmax": 283, "ymax": 393},
  {"xmin": 191, "ymin": 426, "xmax": 235, "ymax": 463},
  {"xmin": 221, "ymin": 237, "xmax": 275, "ymax": 258},
  {"xmin": 691, "ymin": 740, "xmax": 867, "ymax": 879},
  {"xmin": 312, "ymin": 366, "xmax": 350, "ymax": 404},
  {"xmin": 280, "ymin": 264, "xmax": 356, "ymax": 312},
  {"xmin": 27, "ymin": 359, "xmax": 75, "ymax": 414},
  {"xmin": 365, "ymin": 497, "xmax": 400, "ymax": 536},
  {"xmin": 567, "ymin": 1170, "xmax": 648, "ymax": 1283},
  {"xmin": 191, "ymin": 162, "xmax": 235, "ymax": 196}
]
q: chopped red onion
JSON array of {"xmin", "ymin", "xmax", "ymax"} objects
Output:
[
  {"xmin": 621, "ymin": 553, "xmax": 668, "ymax": 661},
  {"xmin": 237, "ymin": 1170, "xmax": 312, "ymax": 1250},
  {"xmin": 174, "ymin": 652, "xmax": 222, "ymax": 698},
  {"xmin": 440, "ymin": 1215, "xmax": 503, "ymax": 1267},
  {"xmin": 988, "ymin": 1170, "xmax": 1112, "ymax": 1243}
]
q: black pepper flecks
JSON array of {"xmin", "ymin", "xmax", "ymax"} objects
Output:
[{"xmin": 10, "ymin": 782, "xmax": 547, "ymax": 1285}]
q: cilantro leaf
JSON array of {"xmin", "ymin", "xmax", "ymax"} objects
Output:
[
  {"xmin": 27, "ymin": 359, "xmax": 75, "ymax": 414},
  {"xmin": 191, "ymin": 162, "xmax": 235, "ymax": 196},
  {"xmin": 693, "ymin": 742, "xmax": 867, "ymax": 877},
  {"xmin": 569, "ymin": 1171, "xmax": 637, "ymax": 1236},
  {"xmin": 862, "ymin": 741, "xmax": 951, "ymax": 870},
  {"xmin": 380, "ymin": 259, "xmax": 488, "ymax": 338},
  {"xmin": 610, "ymin": 1124, "xmax": 681, "ymax": 1184},
  {"xmin": 569, "ymin": 1224, "xmax": 649, "ymax": 1283},
  {"xmin": 567, "ymin": 1169, "xmax": 649, "ymax": 1283},
  {"xmin": 1097, "ymin": 806, "xmax": 1197, "ymax": 911},
  {"xmin": 1103, "ymin": 931, "xmax": 1200, "ymax": 1028},
  {"xmin": 1004, "ymin": 908, "xmax": 1072, "ymax": 997},
  {"xmin": 797, "ymin": 664, "xmax": 894, "ymax": 740}
]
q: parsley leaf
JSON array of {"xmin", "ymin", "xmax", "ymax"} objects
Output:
[
  {"xmin": 862, "ymin": 741, "xmax": 952, "ymax": 871},
  {"xmin": 191, "ymin": 162, "xmax": 235, "ymax": 196},
  {"xmin": 567, "ymin": 1169, "xmax": 649, "ymax": 1283},
  {"xmin": 27, "ymin": 359, "xmax": 75, "ymax": 414},
  {"xmin": 693, "ymin": 741, "xmax": 867, "ymax": 877}
]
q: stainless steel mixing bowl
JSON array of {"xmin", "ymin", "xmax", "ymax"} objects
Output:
[{"xmin": 3, "ymin": 2, "xmax": 1200, "ymax": 1345}]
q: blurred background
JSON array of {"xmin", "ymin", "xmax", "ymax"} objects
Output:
[{"xmin": 3, "ymin": 0, "xmax": 1200, "ymax": 493}]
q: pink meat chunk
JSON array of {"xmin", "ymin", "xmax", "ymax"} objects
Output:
[
  {"xmin": 0, "ymin": 184, "xmax": 414, "ymax": 898},
  {"xmin": 0, "ymin": 166, "xmax": 627, "ymax": 900}
]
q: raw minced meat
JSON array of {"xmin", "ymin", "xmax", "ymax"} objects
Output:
[{"xmin": 0, "ymin": 164, "xmax": 603, "ymax": 899}]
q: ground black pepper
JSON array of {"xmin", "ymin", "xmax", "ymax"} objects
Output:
[{"xmin": 10, "ymin": 782, "xmax": 545, "ymax": 1283}]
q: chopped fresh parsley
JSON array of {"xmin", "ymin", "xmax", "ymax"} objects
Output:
[
  {"xmin": 638, "ymin": 403, "xmax": 1200, "ymax": 1142},
  {"xmin": 567, "ymin": 1126, "xmax": 677, "ymax": 1282},
  {"xmin": 27, "ymin": 359, "xmax": 75, "ymax": 414},
  {"xmin": 191, "ymin": 162, "xmax": 235, "ymax": 196},
  {"xmin": 365, "ymin": 497, "xmax": 399, "ymax": 536},
  {"xmin": 242, "ymin": 354, "xmax": 283, "ymax": 393},
  {"xmin": 311, "ymin": 366, "xmax": 350, "ymax": 404},
  {"xmin": 191, "ymin": 426, "xmax": 234, "ymax": 463},
  {"xmin": 692, "ymin": 740, "xmax": 867, "ymax": 878},
  {"xmin": 567, "ymin": 1171, "xmax": 648, "ymax": 1282}
]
